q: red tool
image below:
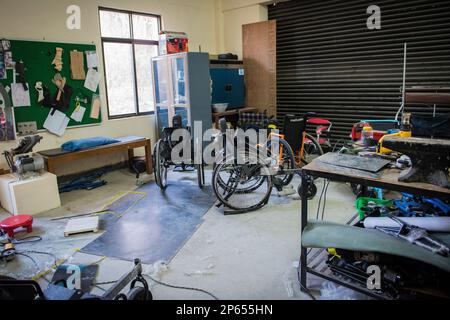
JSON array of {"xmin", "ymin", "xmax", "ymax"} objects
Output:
[{"xmin": 0, "ymin": 215, "xmax": 33, "ymax": 238}]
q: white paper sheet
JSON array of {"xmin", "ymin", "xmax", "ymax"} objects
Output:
[
  {"xmin": 44, "ymin": 109, "xmax": 70, "ymax": 136},
  {"xmin": 90, "ymin": 94, "xmax": 101, "ymax": 119},
  {"xmin": 84, "ymin": 68, "xmax": 101, "ymax": 92},
  {"xmin": 71, "ymin": 105, "xmax": 86, "ymax": 122},
  {"xmin": 85, "ymin": 51, "xmax": 99, "ymax": 69},
  {"xmin": 11, "ymin": 83, "xmax": 31, "ymax": 107}
]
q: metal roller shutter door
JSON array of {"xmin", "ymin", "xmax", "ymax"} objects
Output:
[{"xmin": 268, "ymin": 0, "xmax": 450, "ymax": 145}]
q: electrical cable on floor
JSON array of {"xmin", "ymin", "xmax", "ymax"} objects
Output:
[
  {"xmin": 95, "ymin": 286, "xmax": 106, "ymax": 292},
  {"xmin": 306, "ymin": 179, "xmax": 328, "ymax": 256},
  {"xmin": 315, "ymin": 179, "xmax": 327, "ymax": 220},
  {"xmin": 321, "ymin": 180, "xmax": 331, "ymax": 221},
  {"xmin": 143, "ymin": 274, "xmax": 219, "ymax": 300},
  {"xmin": 15, "ymin": 252, "xmax": 40, "ymax": 271},
  {"xmin": 21, "ymin": 250, "xmax": 58, "ymax": 267},
  {"xmin": 12, "ymin": 236, "xmax": 43, "ymax": 245},
  {"xmin": 299, "ymin": 282, "xmax": 316, "ymax": 301},
  {"xmin": 93, "ymin": 280, "xmax": 117, "ymax": 286}
]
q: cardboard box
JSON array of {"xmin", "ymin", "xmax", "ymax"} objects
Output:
[
  {"xmin": 159, "ymin": 31, "xmax": 188, "ymax": 55},
  {"xmin": 0, "ymin": 172, "xmax": 61, "ymax": 215}
]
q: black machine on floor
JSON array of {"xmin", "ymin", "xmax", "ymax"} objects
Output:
[
  {"xmin": 0, "ymin": 259, "xmax": 152, "ymax": 300},
  {"xmin": 3, "ymin": 135, "xmax": 44, "ymax": 178},
  {"xmin": 153, "ymin": 114, "xmax": 205, "ymax": 190},
  {"xmin": 326, "ymin": 249, "xmax": 450, "ymax": 300}
]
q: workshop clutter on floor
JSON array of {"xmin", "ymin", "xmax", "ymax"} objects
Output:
[{"xmin": 320, "ymin": 193, "xmax": 450, "ymax": 299}]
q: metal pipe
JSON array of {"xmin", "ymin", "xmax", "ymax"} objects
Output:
[{"xmin": 395, "ymin": 43, "xmax": 408, "ymax": 122}]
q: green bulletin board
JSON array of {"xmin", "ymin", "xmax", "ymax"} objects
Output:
[{"xmin": 0, "ymin": 39, "xmax": 102, "ymax": 132}]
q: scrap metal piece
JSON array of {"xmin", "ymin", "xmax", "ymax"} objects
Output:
[{"xmin": 376, "ymin": 214, "xmax": 450, "ymax": 257}]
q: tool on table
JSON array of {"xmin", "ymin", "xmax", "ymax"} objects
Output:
[
  {"xmin": 376, "ymin": 213, "xmax": 450, "ymax": 256},
  {"xmin": 381, "ymin": 136, "xmax": 450, "ymax": 188},
  {"xmin": 3, "ymin": 135, "xmax": 44, "ymax": 179},
  {"xmin": 0, "ymin": 241, "xmax": 16, "ymax": 262},
  {"xmin": 377, "ymin": 113, "xmax": 412, "ymax": 155},
  {"xmin": 394, "ymin": 193, "xmax": 449, "ymax": 217}
]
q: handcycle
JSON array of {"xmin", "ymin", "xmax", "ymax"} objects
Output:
[
  {"xmin": 153, "ymin": 114, "xmax": 205, "ymax": 190},
  {"xmin": 212, "ymin": 113, "xmax": 322, "ymax": 214}
]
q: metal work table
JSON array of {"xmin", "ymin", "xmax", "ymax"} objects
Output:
[{"xmin": 299, "ymin": 154, "xmax": 450, "ymax": 299}]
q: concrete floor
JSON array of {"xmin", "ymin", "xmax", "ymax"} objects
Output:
[{"xmin": 0, "ymin": 169, "xmax": 362, "ymax": 300}]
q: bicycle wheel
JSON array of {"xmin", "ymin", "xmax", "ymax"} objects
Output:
[
  {"xmin": 266, "ymin": 138, "xmax": 296, "ymax": 186},
  {"xmin": 212, "ymin": 154, "xmax": 273, "ymax": 212},
  {"xmin": 154, "ymin": 139, "xmax": 168, "ymax": 190},
  {"xmin": 302, "ymin": 133, "xmax": 324, "ymax": 165}
]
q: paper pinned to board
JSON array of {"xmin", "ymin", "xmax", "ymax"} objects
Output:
[
  {"xmin": 85, "ymin": 51, "xmax": 99, "ymax": 69},
  {"xmin": 90, "ymin": 94, "xmax": 101, "ymax": 119},
  {"xmin": 0, "ymin": 83, "xmax": 12, "ymax": 108},
  {"xmin": 71, "ymin": 105, "xmax": 86, "ymax": 122},
  {"xmin": 11, "ymin": 83, "xmax": 31, "ymax": 107},
  {"xmin": 84, "ymin": 68, "xmax": 100, "ymax": 92},
  {"xmin": 44, "ymin": 109, "xmax": 70, "ymax": 136}
]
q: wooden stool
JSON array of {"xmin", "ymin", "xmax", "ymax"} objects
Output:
[{"xmin": 0, "ymin": 214, "xmax": 34, "ymax": 238}]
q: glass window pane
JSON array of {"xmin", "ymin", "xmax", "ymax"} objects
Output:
[
  {"xmin": 171, "ymin": 57, "xmax": 187, "ymax": 105},
  {"xmin": 103, "ymin": 42, "xmax": 137, "ymax": 116},
  {"xmin": 135, "ymin": 44, "xmax": 158, "ymax": 113},
  {"xmin": 100, "ymin": 10, "xmax": 131, "ymax": 38},
  {"xmin": 153, "ymin": 59, "xmax": 169, "ymax": 105},
  {"xmin": 132, "ymin": 14, "xmax": 159, "ymax": 40}
]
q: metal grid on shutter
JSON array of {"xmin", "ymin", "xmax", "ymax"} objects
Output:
[{"xmin": 268, "ymin": 0, "xmax": 450, "ymax": 145}]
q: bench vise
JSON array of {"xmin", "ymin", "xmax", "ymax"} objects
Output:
[{"xmin": 382, "ymin": 136, "xmax": 450, "ymax": 188}]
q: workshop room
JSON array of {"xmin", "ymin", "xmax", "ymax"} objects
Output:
[{"xmin": 0, "ymin": 0, "xmax": 449, "ymax": 305}]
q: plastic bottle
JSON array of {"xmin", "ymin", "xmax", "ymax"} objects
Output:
[{"xmin": 361, "ymin": 126, "xmax": 374, "ymax": 146}]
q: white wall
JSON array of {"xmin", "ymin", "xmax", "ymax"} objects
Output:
[
  {"xmin": 218, "ymin": 0, "xmax": 269, "ymax": 59},
  {"xmin": 0, "ymin": 0, "xmax": 218, "ymax": 174}
]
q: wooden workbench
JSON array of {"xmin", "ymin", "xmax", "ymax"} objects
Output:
[
  {"xmin": 38, "ymin": 137, "xmax": 153, "ymax": 176},
  {"xmin": 298, "ymin": 153, "xmax": 450, "ymax": 299}
]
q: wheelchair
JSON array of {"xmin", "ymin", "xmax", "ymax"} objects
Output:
[
  {"xmin": 153, "ymin": 114, "xmax": 205, "ymax": 190},
  {"xmin": 212, "ymin": 113, "xmax": 321, "ymax": 214},
  {"xmin": 212, "ymin": 118, "xmax": 298, "ymax": 214}
]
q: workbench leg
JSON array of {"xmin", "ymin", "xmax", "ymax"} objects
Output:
[
  {"xmin": 299, "ymin": 171, "xmax": 309, "ymax": 293},
  {"xmin": 145, "ymin": 140, "xmax": 153, "ymax": 174},
  {"xmin": 46, "ymin": 160, "xmax": 56, "ymax": 175},
  {"xmin": 128, "ymin": 149, "xmax": 135, "ymax": 171}
]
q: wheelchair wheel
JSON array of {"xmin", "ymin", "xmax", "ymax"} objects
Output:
[
  {"xmin": 267, "ymin": 138, "xmax": 296, "ymax": 186},
  {"xmin": 197, "ymin": 164, "xmax": 205, "ymax": 188},
  {"xmin": 301, "ymin": 133, "xmax": 324, "ymax": 166},
  {"xmin": 212, "ymin": 153, "xmax": 273, "ymax": 212},
  {"xmin": 127, "ymin": 286, "xmax": 153, "ymax": 301},
  {"xmin": 154, "ymin": 139, "xmax": 168, "ymax": 190}
]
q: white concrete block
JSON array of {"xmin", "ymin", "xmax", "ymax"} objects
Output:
[
  {"xmin": 64, "ymin": 216, "xmax": 99, "ymax": 237},
  {"xmin": 0, "ymin": 172, "xmax": 61, "ymax": 216}
]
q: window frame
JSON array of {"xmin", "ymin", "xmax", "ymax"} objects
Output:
[{"xmin": 99, "ymin": 6, "xmax": 162, "ymax": 119}]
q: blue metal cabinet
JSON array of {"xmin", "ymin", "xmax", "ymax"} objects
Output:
[
  {"xmin": 210, "ymin": 61, "xmax": 245, "ymax": 110},
  {"xmin": 152, "ymin": 52, "xmax": 212, "ymax": 137}
]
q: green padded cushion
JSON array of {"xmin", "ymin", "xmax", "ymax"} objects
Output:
[{"xmin": 302, "ymin": 220, "xmax": 450, "ymax": 272}]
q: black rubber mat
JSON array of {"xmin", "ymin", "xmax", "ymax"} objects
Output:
[
  {"xmin": 81, "ymin": 177, "xmax": 215, "ymax": 264},
  {"xmin": 318, "ymin": 153, "xmax": 391, "ymax": 173}
]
